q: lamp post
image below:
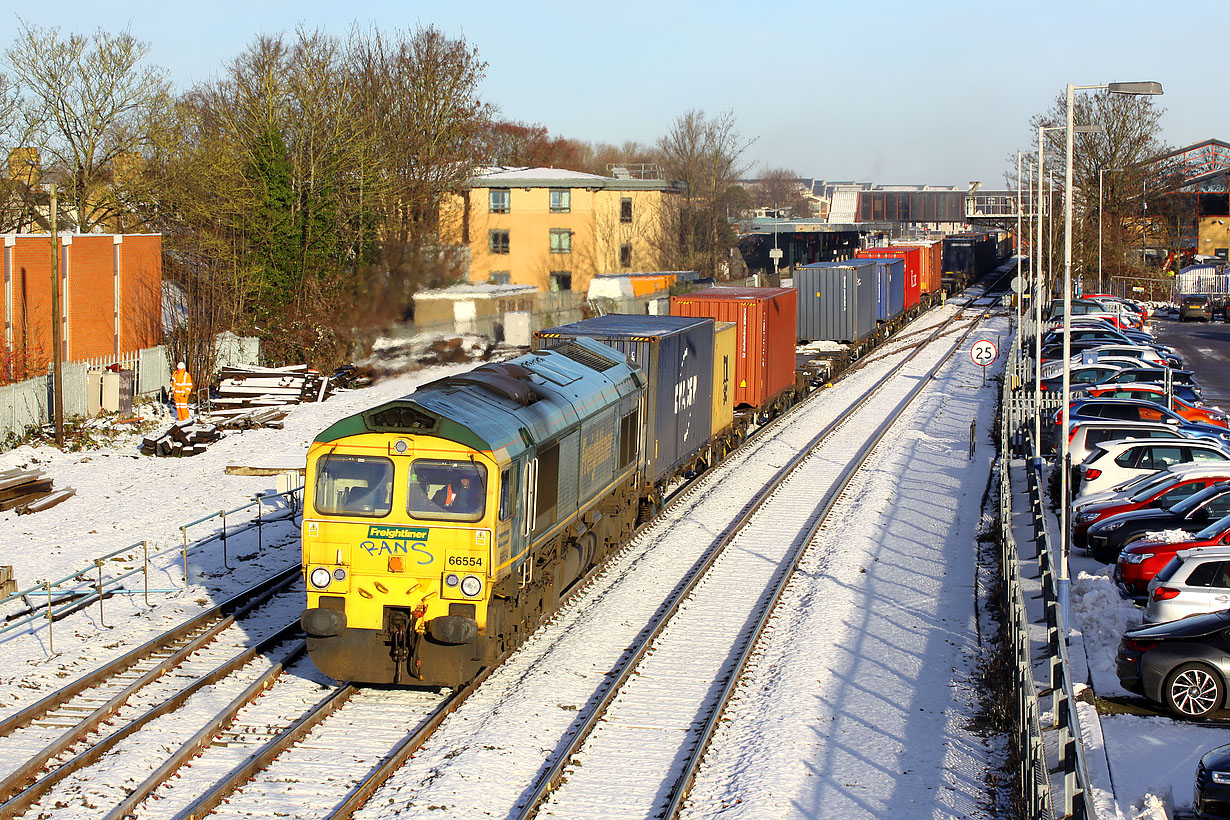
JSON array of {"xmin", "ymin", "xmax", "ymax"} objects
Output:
[
  {"xmin": 1034, "ymin": 125, "xmax": 1069, "ymax": 461},
  {"xmin": 1060, "ymin": 80, "xmax": 1163, "ymax": 634},
  {"xmin": 1099, "ymin": 167, "xmax": 1126, "ymax": 293}
]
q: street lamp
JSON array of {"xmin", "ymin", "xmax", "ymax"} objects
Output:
[
  {"xmin": 1099, "ymin": 166, "xmax": 1126, "ymax": 293},
  {"xmin": 1060, "ymin": 79, "xmax": 1163, "ymax": 634}
]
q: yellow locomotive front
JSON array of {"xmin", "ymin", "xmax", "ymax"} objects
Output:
[{"xmin": 301, "ymin": 431, "xmax": 504, "ymax": 686}]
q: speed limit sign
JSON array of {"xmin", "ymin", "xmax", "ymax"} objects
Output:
[{"xmin": 970, "ymin": 339, "xmax": 997, "ymax": 367}]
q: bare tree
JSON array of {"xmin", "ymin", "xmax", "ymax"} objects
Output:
[
  {"xmin": 1024, "ymin": 90, "xmax": 1168, "ymax": 286},
  {"xmin": 658, "ymin": 109, "xmax": 754, "ymax": 277},
  {"xmin": 5, "ymin": 21, "xmax": 171, "ymax": 232},
  {"xmin": 747, "ymin": 167, "xmax": 811, "ymax": 217}
]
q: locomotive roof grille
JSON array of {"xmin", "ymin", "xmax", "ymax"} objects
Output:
[{"xmin": 549, "ymin": 340, "xmax": 620, "ymax": 371}]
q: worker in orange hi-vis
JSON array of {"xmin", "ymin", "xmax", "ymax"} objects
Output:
[{"xmin": 171, "ymin": 361, "xmax": 194, "ymax": 422}]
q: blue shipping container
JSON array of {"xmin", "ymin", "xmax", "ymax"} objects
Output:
[
  {"xmin": 532, "ymin": 314, "xmax": 714, "ymax": 486},
  {"xmin": 868, "ymin": 258, "xmax": 905, "ymax": 322}
]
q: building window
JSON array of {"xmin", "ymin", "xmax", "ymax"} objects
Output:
[
  {"xmin": 489, "ymin": 190, "xmax": 510, "ymax": 213},
  {"xmin": 549, "ymin": 189, "xmax": 571, "ymax": 213},
  {"xmin": 489, "ymin": 229, "xmax": 510, "ymax": 255},
  {"xmin": 549, "ymin": 229, "xmax": 572, "ymax": 254},
  {"xmin": 489, "ymin": 271, "xmax": 511, "ymax": 285},
  {"xmin": 550, "ymin": 271, "xmax": 572, "ymax": 292},
  {"xmin": 620, "ymin": 243, "xmax": 632, "ymax": 268},
  {"xmin": 620, "ymin": 197, "xmax": 633, "ymax": 223}
]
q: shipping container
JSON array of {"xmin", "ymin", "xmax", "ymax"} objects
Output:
[
  {"xmin": 794, "ymin": 261, "xmax": 877, "ymax": 346},
  {"xmin": 941, "ymin": 232, "xmax": 994, "ymax": 289},
  {"xmin": 532, "ymin": 314, "xmax": 714, "ymax": 487},
  {"xmin": 712, "ymin": 321, "xmax": 736, "ymax": 437},
  {"xmin": 670, "ymin": 287, "xmax": 797, "ymax": 412},
  {"xmin": 857, "ymin": 246, "xmax": 922, "ymax": 311},
  {"xmin": 893, "ymin": 240, "xmax": 942, "ymax": 297}
]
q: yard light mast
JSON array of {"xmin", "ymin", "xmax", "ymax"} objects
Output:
[{"xmin": 1060, "ymin": 80, "xmax": 1163, "ymax": 636}]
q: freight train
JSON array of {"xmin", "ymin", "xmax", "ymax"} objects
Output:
[
  {"xmin": 940, "ymin": 229, "xmax": 1011, "ymax": 293},
  {"xmin": 300, "ymin": 289, "xmax": 807, "ymax": 686}
]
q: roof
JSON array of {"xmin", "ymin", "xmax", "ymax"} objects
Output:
[
  {"xmin": 413, "ymin": 283, "xmax": 538, "ymax": 300},
  {"xmin": 469, "ymin": 166, "xmax": 685, "ymax": 193}
]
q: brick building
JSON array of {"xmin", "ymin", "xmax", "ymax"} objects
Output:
[{"xmin": 2, "ymin": 233, "xmax": 162, "ymax": 382}]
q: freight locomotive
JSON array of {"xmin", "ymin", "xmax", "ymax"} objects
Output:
[{"xmin": 300, "ymin": 295, "xmax": 805, "ymax": 686}]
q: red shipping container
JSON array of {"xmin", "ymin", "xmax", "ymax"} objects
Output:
[
  {"xmin": 891, "ymin": 240, "xmax": 942, "ymax": 297},
  {"xmin": 670, "ymin": 287, "xmax": 797, "ymax": 411},
  {"xmin": 856, "ymin": 247, "xmax": 922, "ymax": 311}
]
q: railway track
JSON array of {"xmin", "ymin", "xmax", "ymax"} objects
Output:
[{"xmin": 0, "ymin": 568, "xmax": 302, "ymax": 819}]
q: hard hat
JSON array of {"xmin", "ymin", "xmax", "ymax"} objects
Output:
[{"xmin": 177, "ymin": 361, "xmax": 185, "ymax": 370}]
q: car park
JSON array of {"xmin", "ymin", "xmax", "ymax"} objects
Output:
[
  {"xmin": 1076, "ymin": 439, "xmax": 1230, "ymax": 499},
  {"xmin": 1056, "ymin": 399, "xmax": 1230, "ymax": 449},
  {"xmin": 1143, "ymin": 541, "xmax": 1230, "ymax": 622},
  {"xmin": 1116, "ymin": 609, "xmax": 1230, "ymax": 719},
  {"xmin": 1073, "ymin": 465, "xmax": 1230, "ymax": 548}
]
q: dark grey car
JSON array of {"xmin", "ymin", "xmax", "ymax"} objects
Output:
[{"xmin": 1117, "ymin": 610, "xmax": 1230, "ymax": 718}]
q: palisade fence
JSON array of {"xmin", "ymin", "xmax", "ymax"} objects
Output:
[
  {"xmin": 1000, "ymin": 316, "xmax": 1097, "ymax": 819},
  {"xmin": 0, "ymin": 474, "xmax": 305, "ymax": 652},
  {"xmin": 0, "ymin": 346, "xmax": 170, "ymax": 441}
]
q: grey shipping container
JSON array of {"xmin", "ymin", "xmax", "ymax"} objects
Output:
[
  {"xmin": 796, "ymin": 261, "xmax": 878, "ymax": 344},
  {"xmin": 532, "ymin": 314, "xmax": 714, "ymax": 486}
]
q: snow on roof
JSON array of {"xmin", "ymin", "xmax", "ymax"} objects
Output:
[
  {"xmin": 474, "ymin": 167, "xmax": 610, "ymax": 182},
  {"xmin": 414, "ymin": 283, "xmax": 538, "ymax": 300}
]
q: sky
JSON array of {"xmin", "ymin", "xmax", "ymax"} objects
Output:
[{"xmin": 4, "ymin": 0, "xmax": 1220, "ymax": 190}]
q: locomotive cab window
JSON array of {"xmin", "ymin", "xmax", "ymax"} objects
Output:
[
  {"xmin": 314, "ymin": 455, "xmax": 394, "ymax": 517},
  {"xmin": 408, "ymin": 459, "xmax": 488, "ymax": 522}
]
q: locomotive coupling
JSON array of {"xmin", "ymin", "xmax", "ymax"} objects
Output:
[
  {"xmin": 429, "ymin": 615, "xmax": 479, "ymax": 645},
  {"xmin": 301, "ymin": 607, "xmax": 346, "ymax": 637}
]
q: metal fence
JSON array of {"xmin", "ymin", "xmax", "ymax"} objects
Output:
[
  {"xmin": 0, "ymin": 473, "xmax": 305, "ymax": 653},
  {"xmin": 1000, "ymin": 318, "xmax": 1098, "ymax": 819},
  {"xmin": 0, "ymin": 346, "xmax": 171, "ymax": 441}
]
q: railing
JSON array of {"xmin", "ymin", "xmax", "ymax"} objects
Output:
[
  {"xmin": 1000, "ymin": 311, "xmax": 1099, "ymax": 818},
  {"xmin": 0, "ymin": 475, "xmax": 305, "ymax": 652}
]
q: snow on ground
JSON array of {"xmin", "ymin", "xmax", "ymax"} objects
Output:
[
  {"xmin": 0, "ymin": 357, "xmax": 476, "ymax": 716},
  {"xmin": 678, "ymin": 313, "xmax": 1006, "ymax": 820}
]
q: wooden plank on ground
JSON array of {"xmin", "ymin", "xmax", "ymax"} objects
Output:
[{"xmin": 16, "ymin": 488, "xmax": 76, "ymax": 515}]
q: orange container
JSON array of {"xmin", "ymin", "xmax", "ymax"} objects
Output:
[
  {"xmin": 892, "ymin": 240, "xmax": 942, "ymax": 297},
  {"xmin": 670, "ymin": 287, "xmax": 797, "ymax": 411}
]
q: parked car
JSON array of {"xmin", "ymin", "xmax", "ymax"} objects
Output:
[
  {"xmin": 1040, "ymin": 328, "xmax": 1134, "ymax": 349},
  {"xmin": 1067, "ymin": 419, "xmax": 1190, "ymax": 466},
  {"xmin": 1084, "ymin": 384, "xmax": 1222, "ymax": 424},
  {"xmin": 1052, "ymin": 398, "xmax": 1230, "ymax": 454},
  {"xmin": 1104, "ymin": 367, "xmax": 1201, "ymax": 391},
  {"xmin": 1076, "ymin": 439, "xmax": 1230, "ymax": 499},
  {"xmin": 1073, "ymin": 465, "xmax": 1230, "ymax": 549},
  {"xmin": 1041, "ymin": 354, "xmax": 1152, "ymax": 380},
  {"xmin": 1074, "ymin": 462, "xmax": 1230, "ymax": 513},
  {"xmin": 1120, "ymin": 515, "xmax": 1230, "ymax": 596},
  {"xmin": 1116, "ymin": 609, "xmax": 1230, "ymax": 718},
  {"xmin": 1181, "ymin": 294, "xmax": 1213, "ymax": 322},
  {"xmin": 1085, "ymin": 479, "xmax": 1230, "ymax": 560},
  {"xmin": 1195, "ymin": 743, "xmax": 1230, "ymax": 819},
  {"xmin": 1088, "ymin": 343, "xmax": 1181, "ymax": 368},
  {"xmin": 1036, "ymin": 364, "xmax": 1125, "ymax": 396},
  {"xmin": 1142, "ymin": 541, "xmax": 1230, "ymax": 622}
]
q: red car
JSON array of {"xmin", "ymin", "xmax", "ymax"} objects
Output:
[
  {"xmin": 1116, "ymin": 513, "xmax": 1230, "ymax": 595},
  {"xmin": 1074, "ymin": 474, "xmax": 1228, "ymax": 549}
]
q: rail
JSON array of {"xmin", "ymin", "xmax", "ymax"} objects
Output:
[
  {"xmin": 1000, "ymin": 321, "xmax": 1098, "ymax": 819},
  {"xmin": 0, "ymin": 474, "xmax": 304, "ymax": 650}
]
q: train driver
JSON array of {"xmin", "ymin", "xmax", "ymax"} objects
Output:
[{"xmin": 432, "ymin": 474, "xmax": 482, "ymax": 514}]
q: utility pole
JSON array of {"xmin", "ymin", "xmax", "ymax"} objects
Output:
[{"xmin": 50, "ymin": 184, "xmax": 64, "ymax": 447}]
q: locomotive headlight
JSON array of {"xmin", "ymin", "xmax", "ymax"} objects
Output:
[
  {"xmin": 460, "ymin": 575, "xmax": 483, "ymax": 598},
  {"xmin": 333, "ymin": 568, "xmax": 347, "ymax": 582},
  {"xmin": 309, "ymin": 567, "xmax": 333, "ymax": 589},
  {"xmin": 445, "ymin": 573, "xmax": 460, "ymax": 587}
]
